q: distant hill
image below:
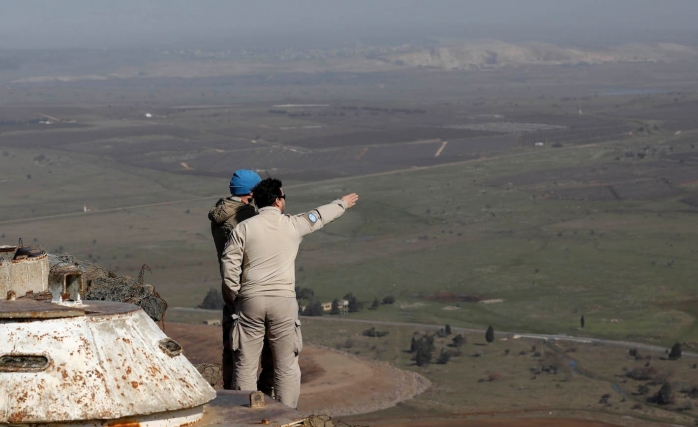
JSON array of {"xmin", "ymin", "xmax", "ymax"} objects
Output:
[{"xmin": 381, "ymin": 41, "xmax": 698, "ymax": 70}]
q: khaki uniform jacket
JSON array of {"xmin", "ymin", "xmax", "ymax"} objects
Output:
[
  {"xmin": 209, "ymin": 196, "xmax": 257, "ymax": 260},
  {"xmin": 221, "ymin": 199, "xmax": 348, "ymax": 302}
]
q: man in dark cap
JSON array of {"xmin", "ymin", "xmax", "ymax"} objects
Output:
[{"xmin": 208, "ymin": 169, "xmax": 273, "ymax": 393}]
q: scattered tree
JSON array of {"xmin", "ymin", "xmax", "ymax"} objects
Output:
[
  {"xmin": 198, "ymin": 288, "xmax": 225, "ymax": 310},
  {"xmin": 295, "ymin": 286, "xmax": 315, "ymax": 300},
  {"xmin": 410, "ymin": 337, "xmax": 417, "ymax": 353},
  {"xmin": 370, "ymin": 298, "xmax": 380, "ymax": 309},
  {"xmin": 302, "ymin": 301, "xmax": 324, "ymax": 317},
  {"xmin": 449, "ymin": 334, "xmax": 466, "ymax": 348},
  {"xmin": 445, "ymin": 324, "xmax": 452, "ymax": 335},
  {"xmin": 415, "ymin": 344, "xmax": 432, "ymax": 366},
  {"xmin": 347, "ymin": 295, "xmax": 362, "ymax": 313},
  {"xmin": 382, "ymin": 295, "xmax": 395, "ymax": 305},
  {"xmin": 580, "ymin": 315, "xmax": 585, "ymax": 328},
  {"xmin": 485, "ymin": 325, "xmax": 495, "ymax": 344},
  {"xmin": 436, "ymin": 349, "xmax": 451, "ymax": 364},
  {"xmin": 330, "ymin": 299, "xmax": 341, "ymax": 315},
  {"xmin": 363, "ymin": 327, "xmax": 388, "ymax": 337},
  {"xmin": 669, "ymin": 342, "xmax": 682, "ymax": 360},
  {"xmin": 648, "ymin": 383, "xmax": 673, "ymax": 405}
]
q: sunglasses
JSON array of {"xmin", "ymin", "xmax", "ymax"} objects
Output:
[{"xmin": 278, "ymin": 194, "xmax": 286, "ymax": 200}]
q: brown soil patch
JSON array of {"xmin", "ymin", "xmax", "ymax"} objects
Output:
[
  {"xmin": 379, "ymin": 419, "xmax": 621, "ymax": 427},
  {"xmin": 165, "ymin": 322, "xmax": 430, "ymax": 416}
]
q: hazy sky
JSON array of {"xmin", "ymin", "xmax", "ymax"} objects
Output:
[{"xmin": 1, "ymin": 1, "xmax": 696, "ymax": 49}]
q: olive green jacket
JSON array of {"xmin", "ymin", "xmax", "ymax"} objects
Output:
[{"xmin": 208, "ymin": 196, "xmax": 257, "ymax": 261}]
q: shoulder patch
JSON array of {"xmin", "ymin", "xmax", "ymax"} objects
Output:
[{"xmin": 307, "ymin": 212, "xmax": 318, "ymax": 223}]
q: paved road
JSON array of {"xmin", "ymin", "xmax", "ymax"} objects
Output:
[{"xmin": 170, "ymin": 307, "xmax": 697, "ymax": 358}]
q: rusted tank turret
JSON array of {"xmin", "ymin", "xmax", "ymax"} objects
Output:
[
  {"xmin": 0, "ymin": 246, "xmax": 308, "ymax": 427},
  {"xmin": 0, "ymin": 299, "xmax": 216, "ymax": 426}
]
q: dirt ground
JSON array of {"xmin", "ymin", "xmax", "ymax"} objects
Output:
[
  {"xmin": 377, "ymin": 420, "xmax": 621, "ymax": 427},
  {"xmin": 165, "ymin": 322, "xmax": 430, "ymax": 416}
]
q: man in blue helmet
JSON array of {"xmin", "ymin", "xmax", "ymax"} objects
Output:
[{"xmin": 208, "ymin": 169, "xmax": 273, "ymax": 393}]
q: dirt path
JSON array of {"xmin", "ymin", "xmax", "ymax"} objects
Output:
[
  {"xmin": 165, "ymin": 322, "xmax": 430, "ymax": 416},
  {"xmin": 377, "ymin": 419, "xmax": 621, "ymax": 427}
]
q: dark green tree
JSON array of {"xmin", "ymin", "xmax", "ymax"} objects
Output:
[
  {"xmin": 295, "ymin": 286, "xmax": 315, "ymax": 300},
  {"xmin": 410, "ymin": 337, "xmax": 417, "ymax": 353},
  {"xmin": 371, "ymin": 298, "xmax": 380, "ymax": 309},
  {"xmin": 445, "ymin": 324, "xmax": 452, "ymax": 335},
  {"xmin": 198, "ymin": 288, "xmax": 225, "ymax": 310},
  {"xmin": 648, "ymin": 382, "xmax": 673, "ymax": 405},
  {"xmin": 415, "ymin": 343, "xmax": 432, "ymax": 366},
  {"xmin": 485, "ymin": 325, "xmax": 495, "ymax": 344},
  {"xmin": 382, "ymin": 295, "xmax": 395, "ymax": 304},
  {"xmin": 580, "ymin": 315, "xmax": 585, "ymax": 328},
  {"xmin": 347, "ymin": 296, "xmax": 362, "ymax": 313},
  {"xmin": 302, "ymin": 301, "xmax": 324, "ymax": 316},
  {"xmin": 669, "ymin": 342, "xmax": 682, "ymax": 360},
  {"xmin": 425, "ymin": 334, "xmax": 435, "ymax": 352},
  {"xmin": 436, "ymin": 349, "xmax": 451, "ymax": 364},
  {"xmin": 330, "ymin": 299, "xmax": 341, "ymax": 315},
  {"xmin": 449, "ymin": 334, "xmax": 466, "ymax": 348}
]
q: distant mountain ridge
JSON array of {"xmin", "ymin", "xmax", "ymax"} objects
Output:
[
  {"xmin": 5, "ymin": 40, "xmax": 698, "ymax": 83},
  {"xmin": 381, "ymin": 41, "xmax": 698, "ymax": 70}
]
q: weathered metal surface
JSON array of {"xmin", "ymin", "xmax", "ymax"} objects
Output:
[
  {"xmin": 197, "ymin": 391, "xmax": 307, "ymax": 427},
  {"xmin": 0, "ymin": 299, "xmax": 85, "ymax": 318},
  {"xmin": 0, "ymin": 300, "xmax": 216, "ymax": 424},
  {"xmin": 14, "ymin": 405, "xmax": 206, "ymax": 426},
  {"xmin": 0, "ymin": 249, "xmax": 49, "ymax": 298},
  {"xmin": 250, "ymin": 391, "xmax": 266, "ymax": 408}
]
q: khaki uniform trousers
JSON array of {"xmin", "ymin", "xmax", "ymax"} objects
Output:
[
  {"xmin": 232, "ymin": 296, "xmax": 302, "ymax": 408},
  {"xmin": 222, "ymin": 305, "xmax": 274, "ymax": 393}
]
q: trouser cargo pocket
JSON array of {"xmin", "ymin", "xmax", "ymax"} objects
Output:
[
  {"xmin": 230, "ymin": 313, "xmax": 241, "ymax": 352},
  {"xmin": 294, "ymin": 319, "xmax": 303, "ymax": 355}
]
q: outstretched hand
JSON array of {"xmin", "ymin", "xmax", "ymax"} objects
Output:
[{"xmin": 341, "ymin": 193, "xmax": 359, "ymax": 208}]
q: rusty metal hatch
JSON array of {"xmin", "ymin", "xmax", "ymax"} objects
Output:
[
  {"xmin": 0, "ymin": 355, "xmax": 50, "ymax": 372},
  {"xmin": 0, "ymin": 299, "xmax": 85, "ymax": 319},
  {"xmin": 158, "ymin": 338, "xmax": 183, "ymax": 357}
]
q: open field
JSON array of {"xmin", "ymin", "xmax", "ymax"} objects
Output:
[{"xmin": 2, "ymin": 47, "xmax": 698, "ymax": 426}]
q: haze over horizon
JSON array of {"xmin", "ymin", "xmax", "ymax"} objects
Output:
[{"xmin": 1, "ymin": 0, "xmax": 697, "ymax": 50}]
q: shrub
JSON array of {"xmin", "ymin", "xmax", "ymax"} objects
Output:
[
  {"xmin": 295, "ymin": 286, "xmax": 315, "ymax": 300},
  {"xmin": 627, "ymin": 366, "xmax": 659, "ymax": 381},
  {"xmin": 302, "ymin": 301, "xmax": 324, "ymax": 317},
  {"xmin": 382, "ymin": 295, "xmax": 395, "ymax": 304},
  {"xmin": 363, "ymin": 327, "xmax": 388, "ymax": 338},
  {"xmin": 647, "ymin": 383, "xmax": 673, "ymax": 405},
  {"xmin": 449, "ymin": 334, "xmax": 465, "ymax": 348},
  {"xmin": 436, "ymin": 350, "xmax": 451, "ymax": 364}
]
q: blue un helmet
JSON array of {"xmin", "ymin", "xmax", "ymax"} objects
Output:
[{"xmin": 229, "ymin": 170, "xmax": 262, "ymax": 196}]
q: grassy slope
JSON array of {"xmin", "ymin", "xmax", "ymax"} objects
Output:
[{"xmin": 3, "ymin": 129, "xmax": 697, "ymax": 345}]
